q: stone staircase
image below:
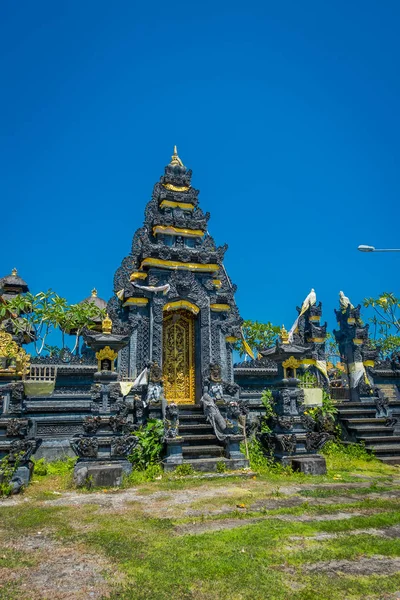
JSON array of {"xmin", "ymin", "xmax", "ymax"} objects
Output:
[
  {"xmin": 337, "ymin": 385, "xmax": 400, "ymax": 465},
  {"xmin": 178, "ymin": 404, "xmax": 246, "ymax": 472}
]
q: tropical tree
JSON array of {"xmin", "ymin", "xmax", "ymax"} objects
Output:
[
  {"xmin": 363, "ymin": 292, "xmax": 400, "ymax": 358},
  {"xmin": 0, "ymin": 290, "xmax": 106, "ymax": 355},
  {"xmin": 234, "ymin": 320, "xmax": 280, "ymax": 359}
]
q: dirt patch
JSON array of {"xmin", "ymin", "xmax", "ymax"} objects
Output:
[
  {"xmin": 0, "ymin": 534, "xmax": 118, "ymax": 600},
  {"xmin": 303, "ymin": 555, "xmax": 400, "ymax": 577},
  {"xmin": 277, "ymin": 511, "xmax": 365, "ymax": 522},
  {"xmin": 175, "ymin": 517, "xmax": 263, "ymax": 535}
]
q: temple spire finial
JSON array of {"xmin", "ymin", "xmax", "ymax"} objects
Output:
[
  {"xmin": 170, "ymin": 145, "xmax": 184, "ymax": 168},
  {"xmin": 91, "ymin": 288, "xmax": 98, "ymax": 298},
  {"xmin": 11, "ymin": 268, "xmax": 17, "ymax": 276}
]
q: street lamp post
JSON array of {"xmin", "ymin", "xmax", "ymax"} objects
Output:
[{"xmin": 358, "ymin": 245, "xmax": 400, "ymax": 253}]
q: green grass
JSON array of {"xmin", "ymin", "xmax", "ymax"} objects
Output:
[{"xmin": 1, "ymin": 449, "xmax": 400, "ymax": 599}]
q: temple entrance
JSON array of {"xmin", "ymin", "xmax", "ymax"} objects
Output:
[{"xmin": 162, "ymin": 309, "xmax": 195, "ymax": 404}]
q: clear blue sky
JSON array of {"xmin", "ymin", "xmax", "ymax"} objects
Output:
[{"xmin": 1, "ymin": 1, "xmax": 399, "ymax": 334}]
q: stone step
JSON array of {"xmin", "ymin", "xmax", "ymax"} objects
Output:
[
  {"xmin": 179, "ymin": 414, "xmax": 208, "ymax": 425},
  {"xmin": 343, "ymin": 418, "xmax": 388, "ymax": 424},
  {"xmin": 359, "ymin": 436, "xmax": 400, "ymax": 445},
  {"xmin": 182, "ymin": 445, "xmax": 224, "ymax": 459},
  {"xmin": 182, "ymin": 434, "xmax": 218, "ymax": 444},
  {"xmin": 379, "ymin": 456, "xmax": 400, "ymax": 465},
  {"xmin": 181, "ymin": 456, "xmax": 250, "ymax": 472},
  {"xmin": 365, "ymin": 444, "xmax": 400, "ymax": 455},
  {"xmin": 339, "ymin": 409, "xmax": 377, "ymax": 417},
  {"xmin": 179, "ymin": 424, "xmax": 213, "ymax": 433},
  {"xmin": 25, "ymin": 401, "xmax": 92, "ymax": 412},
  {"xmin": 178, "ymin": 405, "xmax": 203, "ymax": 415},
  {"xmin": 336, "ymin": 401, "xmax": 377, "ymax": 408},
  {"xmin": 348, "ymin": 426, "xmax": 395, "ymax": 436}
]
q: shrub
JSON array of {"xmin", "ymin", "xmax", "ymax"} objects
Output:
[
  {"xmin": 33, "ymin": 458, "xmax": 48, "ymax": 476},
  {"xmin": 0, "ymin": 452, "xmax": 24, "ymax": 497},
  {"xmin": 174, "ymin": 463, "xmax": 195, "ymax": 476},
  {"xmin": 243, "ymin": 439, "xmax": 292, "ymax": 475},
  {"xmin": 128, "ymin": 419, "xmax": 164, "ymax": 470},
  {"xmin": 260, "ymin": 389, "xmax": 276, "ymax": 434},
  {"xmin": 216, "ymin": 460, "xmax": 227, "ymax": 473},
  {"xmin": 32, "ymin": 456, "xmax": 76, "ymax": 477}
]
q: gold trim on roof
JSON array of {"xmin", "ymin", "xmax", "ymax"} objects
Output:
[
  {"xmin": 210, "ymin": 303, "xmax": 231, "ymax": 312},
  {"xmin": 130, "ymin": 272, "xmax": 148, "ymax": 281},
  {"xmin": 353, "ymin": 339, "xmax": 364, "ymax": 345},
  {"xmin": 163, "ymin": 300, "xmax": 200, "ymax": 315},
  {"xmin": 153, "ymin": 225, "xmax": 204, "ymax": 238},
  {"xmin": 140, "ymin": 257, "xmax": 219, "ymax": 273},
  {"xmin": 95, "ymin": 346, "xmax": 118, "ymax": 372},
  {"xmin": 122, "ymin": 298, "xmax": 149, "ymax": 307},
  {"xmin": 226, "ymin": 336, "xmax": 238, "ymax": 343},
  {"xmin": 212, "ymin": 279, "xmax": 222, "ymax": 288},
  {"xmin": 282, "ymin": 356, "xmax": 301, "ymax": 369},
  {"xmin": 309, "ymin": 315, "xmax": 320, "ymax": 322},
  {"xmin": 364, "ymin": 360, "xmax": 375, "ymax": 367},
  {"xmin": 162, "ymin": 183, "xmax": 189, "ymax": 192},
  {"xmin": 160, "ymin": 200, "xmax": 194, "ymax": 210}
]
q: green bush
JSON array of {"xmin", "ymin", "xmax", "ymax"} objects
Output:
[
  {"xmin": 0, "ymin": 452, "xmax": 24, "ymax": 497},
  {"xmin": 32, "ymin": 456, "xmax": 76, "ymax": 477},
  {"xmin": 33, "ymin": 458, "xmax": 48, "ymax": 476},
  {"xmin": 322, "ymin": 440, "xmax": 373, "ymax": 461},
  {"xmin": 243, "ymin": 439, "xmax": 292, "ymax": 475},
  {"xmin": 216, "ymin": 460, "xmax": 227, "ymax": 473},
  {"xmin": 123, "ymin": 463, "xmax": 164, "ymax": 486},
  {"xmin": 260, "ymin": 388, "xmax": 276, "ymax": 433},
  {"xmin": 128, "ymin": 419, "xmax": 164, "ymax": 470},
  {"xmin": 174, "ymin": 463, "xmax": 195, "ymax": 476}
]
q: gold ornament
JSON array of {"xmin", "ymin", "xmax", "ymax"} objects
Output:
[
  {"xmin": 0, "ymin": 331, "xmax": 30, "ymax": 377},
  {"xmin": 102, "ymin": 314, "xmax": 112, "ymax": 334},
  {"xmin": 95, "ymin": 346, "xmax": 118, "ymax": 371},
  {"xmin": 280, "ymin": 325, "xmax": 289, "ymax": 344}
]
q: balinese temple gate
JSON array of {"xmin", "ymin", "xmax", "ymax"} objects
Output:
[{"xmin": 109, "ymin": 147, "xmax": 243, "ymax": 403}]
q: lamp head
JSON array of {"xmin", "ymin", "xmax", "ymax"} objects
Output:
[{"xmin": 358, "ymin": 245, "xmax": 375, "ymax": 252}]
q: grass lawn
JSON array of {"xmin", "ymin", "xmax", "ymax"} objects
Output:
[{"xmin": 1, "ymin": 448, "xmax": 400, "ymax": 599}]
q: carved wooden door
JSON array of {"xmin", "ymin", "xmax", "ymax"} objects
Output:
[{"xmin": 162, "ymin": 309, "xmax": 195, "ymax": 404}]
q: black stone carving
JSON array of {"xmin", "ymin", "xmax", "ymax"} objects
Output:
[
  {"xmin": 83, "ymin": 416, "xmax": 102, "ymax": 434},
  {"xmin": 71, "ymin": 436, "xmax": 98, "ymax": 458},
  {"xmin": 9, "ymin": 439, "xmax": 38, "ymax": 462},
  {"xmin": 110, "ymin": 434, "xmax": 138, "ymax": 457},
  {"xmin": 280, "ymin": 434, "xmax": 297, "ymax": 455},
  {"xmin": 6, "ymin": 419, "xmax": 27, "ymax": 437},
  {"xmin": 164, "ymin": 402, "xmax": 179, "ymax": 439}
]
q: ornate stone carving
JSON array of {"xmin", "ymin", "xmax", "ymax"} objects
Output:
[
  {"xmin": 164, "ymin": 402, "xmax": 179, "ymax": 439},
  {"xmin": 111, "ymin": 434, "xmax": 138, "ymax": 457},
  {"xmin": 9, "ymin": 439, "xmax": 37, "ymax": 462},
  {"xmin": 6, "ymin": 419, "xmax": 27, "ymax": 437},
  {"xmin": 71, "ymin": 436, "xmax": 98, "ymax": 458},
  {"xmin": 280, "ymin": 434, "xmax": 297, "ymax": 455},
  {"xmin": 83, "ymin": 416, "xmax": 102, "ymax": 434}
]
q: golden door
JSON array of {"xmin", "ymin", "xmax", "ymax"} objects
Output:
[{"xmin": 162, "ymin": 309, "xmax": 195, "ymax": 404}]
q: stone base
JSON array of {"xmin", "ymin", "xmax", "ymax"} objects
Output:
[
  {"xmin": 164, "ymin": 438, "xmax": 183, "ymax": 470},
  {"xmin": 164, "ymin": 457, "xmax": 250, "ymax": 473},
  {"xmin": 33, "ymin": 439, "xmax": 76, "ymax": 462},
  {"xmin": 285, "ymin": 454, "xmax": 327, "ymax": 475},
  {"xmin": 73, "ymin": 460, "xmax": 132, "ymax": 488}
]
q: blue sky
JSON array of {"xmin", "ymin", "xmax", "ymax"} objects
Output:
[{"xmin": 1, "ymin": 1, "xmax": 399, "ymax": 336}]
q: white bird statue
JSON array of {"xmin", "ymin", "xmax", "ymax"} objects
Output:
[
  {"xmin": 339, "ymin": 290, "xmax": 354, "ymax": 311},
  {"xmin": 288, "ymin": 288, "xmax": 317, "ymax": 342}
]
